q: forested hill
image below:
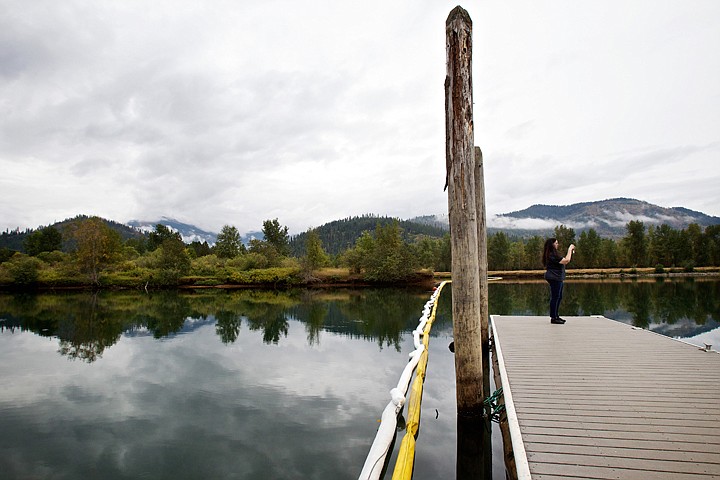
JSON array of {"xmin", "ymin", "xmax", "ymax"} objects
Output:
[
  {"xmin": 0, "ymin": 215, "xmax": 144, "ymax": 252},
  {"xmin": 289, "ymin": 215, "xmax": 447, "ymax": 256}
]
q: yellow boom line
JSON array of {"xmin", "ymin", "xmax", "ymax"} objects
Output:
[
  {"xmin": 391, "ymin": 280, "xmax": 449, "ymax": 480},
  {"xmin": 358, "ymin": 280, "xmax": 450, "ymax": 480}
]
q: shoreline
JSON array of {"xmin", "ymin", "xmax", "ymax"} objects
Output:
[{"xmin": 2, "ymin": 267, "xmax": 719, "ymax": 292}]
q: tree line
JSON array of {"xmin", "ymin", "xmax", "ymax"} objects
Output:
[
  {"xmin": 1, "ymin": 216, "xmax": 719, "ymax": 289},
  {"xmin": 487, "ymin": 221, "xmax": 720, "ymax": 271}
]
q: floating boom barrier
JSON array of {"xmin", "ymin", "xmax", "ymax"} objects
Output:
[{"xmin": 358, "ymin": 280, "xmax": 450, "ymax": 480}]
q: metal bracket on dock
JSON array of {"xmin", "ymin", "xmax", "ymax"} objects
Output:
[{"xmin": 483, "ymin": 387, "xmax": 506, "ymax": 423}]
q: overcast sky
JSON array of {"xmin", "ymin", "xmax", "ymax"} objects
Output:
[{"xmin": 2, "ymin": 0, "xmax": 719, "ymax": 234}]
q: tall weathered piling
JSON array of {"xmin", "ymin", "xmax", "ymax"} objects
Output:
[
  {"xmin": 475, "ymin": 146, "xmax": 489, "ymax": 350},
  {"xmin": 445, "ymin": 6, "xmax": 483, "ymax": 415}
]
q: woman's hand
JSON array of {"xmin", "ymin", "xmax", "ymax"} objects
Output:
[{"xmin": 561, "ymin": 244, "xmax": 575, "ymax": 264}]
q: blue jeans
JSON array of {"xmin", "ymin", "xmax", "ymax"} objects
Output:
[{"xmin": 547, "ymin": 279, "xmax": 564, "ymax": 319}]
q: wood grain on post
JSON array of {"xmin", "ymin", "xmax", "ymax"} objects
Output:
[{"xmin": 445, "ymin": 6, "xmax": 483, "ymax": 415}]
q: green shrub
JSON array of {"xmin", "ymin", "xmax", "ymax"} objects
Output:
[
  {"xmin": 654, "ymin": 264, "xmax": 665, "ymax": 274},
  {"xmin": 37, "ymin": 268, "xmax": 85, "ymax": 287},
  {"xmin": 153, "ymin": 269, "xmax": 183, "ymax": 286},
  {"xmin": 36, "ymin": 250, "xmax": 67, "ymax": 264},
  {"xmin": 115, "ymin": 260, "xmax": 142, "ymax": 273},
  {"xmin": 134, "ymin": 249, "xmax": 162, "ymax": 269},
  {"xmin": 227, "ymin": 267, "xmax": 301, "ymax": 285},
  {"xmin": 6, "ymin": 254, "xmax": 42, "ymax": 286},
  {"xmin": 122, "ymin": 246, "xmax": 140, "ymax": 260},
  {"xmin": 280, "ymin": 257, "xmax": 300, "ymax": 269},
  {"xmin": 191, "ymin": 254, "xmax": 223, "ymax": 275},
  {"xmin": 0, "ymin": 265, "xmax": 14, "ymax": 285},
  {"xmin": 101, "ymin": 272, "xmax": 145, "ymax": 288},
  {"xmin": 683, "ymin": 261, "xmax": 695, "ymax": 273},
  {"xmin": 186, "ymin": 277, "xmax": 223, "ymax": 286},
  {"xmin": 232, "ymin": 252, "xmax": 269, "ymax": 270}
]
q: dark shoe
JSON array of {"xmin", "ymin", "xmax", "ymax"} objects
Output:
[{"xmin": 550, "ymin": 317, "xmax": 565, "ymax": 324}]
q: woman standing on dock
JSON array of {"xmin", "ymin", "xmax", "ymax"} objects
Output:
[{"xmin": 542, "ymin": 238, "xmax": 575, "ymax": 324}]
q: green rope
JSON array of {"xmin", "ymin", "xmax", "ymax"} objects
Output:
[{"xmin": 483, "ymin": 387, "xmax": 505, "ymax": 423}]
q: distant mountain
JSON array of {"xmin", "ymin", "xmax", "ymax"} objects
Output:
[
  {"xmin": 241, "ymin": 231, "xmax": 264, "ymax": 246},
  {"xmin": 412, "ymin": 198, "xmax": 720, "ymax": 239},
  {"xmin": 127, "ymin": 217, "xmax": 218, "ymax": 245},
  {"xmin": 495, "ymin": 198, "xmax": 720, "ymax": 239},
  {"xmin": 125, "ymin": 219, "xmax": 267, "ymax": 247}
]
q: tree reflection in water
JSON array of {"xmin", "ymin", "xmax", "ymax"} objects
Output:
[
  {"xmin": 0, "ymin": 278, "xmax": 718, "ymax": 362},
  {"xmin": 57, "ymin": 292, "xmax": 123, "ymax": 362},
  {"xmin": 489, "ymin": 277, "xmax": 719, "ymax": 333}
]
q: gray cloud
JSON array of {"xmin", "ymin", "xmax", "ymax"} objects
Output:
[{"xmin": 1, "ymin": 0, "xmax": 719, "ymax": 233}]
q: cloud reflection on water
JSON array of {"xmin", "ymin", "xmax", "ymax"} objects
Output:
[{"xmin": 1, "ymin": 319, "xmax": 429, "ymax": 479}]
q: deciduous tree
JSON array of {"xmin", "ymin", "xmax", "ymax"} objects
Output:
[
  {"xmin": 215, "ymin": 225, "xmax": 244, "ymax": 259},
  {"xmin": 71, "ymin": 217, "xmax": 122, "ymax": 285}
]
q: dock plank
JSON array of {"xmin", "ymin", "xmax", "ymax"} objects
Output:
[{"xmin": 491, "ymin": 315, "xmax": 720, "ymax": 479}]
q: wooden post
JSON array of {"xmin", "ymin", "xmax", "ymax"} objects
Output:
[
  {"xmin": 475, "ymin": 147, "xmax": 492, "ymax": 477},
  {"xmin": 475, "ymin": 146, "xmax": 489, "ymax": 351},
  {"xmin": 445, "ymin": 6, "xmax": 483, "ymax": 416},
  {"xmin": 478, "ymin": 140, "xmax": 492, "ymax": 476}
]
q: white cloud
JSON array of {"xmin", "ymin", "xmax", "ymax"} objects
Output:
[
  {"xmin": 1, "ymin": 0, "xmax": 719, "ymax": 234},
  {"xmin": 489, "ymin": 215, "xmax": 557, "ymax": 231}
]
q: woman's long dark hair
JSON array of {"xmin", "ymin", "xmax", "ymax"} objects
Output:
[{"xmin": 542, "ymin": 238, "xmax": 558, "ymax": 267}]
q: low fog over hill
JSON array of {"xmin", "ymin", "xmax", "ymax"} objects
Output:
[{"xmin": 412, "ymin": 198, "xmax": 720, "ymax": 239}]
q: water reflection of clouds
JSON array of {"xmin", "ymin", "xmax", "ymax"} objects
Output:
[
  {"xmin": 0, "ymin": 319, "xmax": 426, "ymax": 479},
  {"xmin": 684, "ymin": 326, "xmax": 720, "ymax": 351},
  {"xmin": 1, "ymin": 333, "xmax": 81, "ymax": 402},
  {"xmin": 648, "ymin": 318, "xmax": 720, "ymax": 346}
]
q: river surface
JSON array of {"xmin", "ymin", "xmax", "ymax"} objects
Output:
[{"xmin": 1, "ymin": 277, "xmax": 718, "ymax": 479}]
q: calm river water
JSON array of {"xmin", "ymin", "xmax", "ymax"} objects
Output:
[{"xmin": 1, "ymin": 277, "xmax": 718, "ymax": 479}]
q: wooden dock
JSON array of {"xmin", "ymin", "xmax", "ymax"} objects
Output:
[{"xmin": 490, "ymin": 315, "xmax": 720, "ymax": 480}]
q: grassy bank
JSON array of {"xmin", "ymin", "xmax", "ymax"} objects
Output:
[{"xmin": 0, "ymin": 266, "xmax": 437, "ymax": 291}]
